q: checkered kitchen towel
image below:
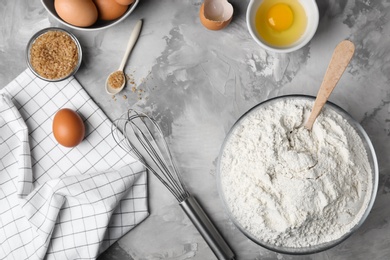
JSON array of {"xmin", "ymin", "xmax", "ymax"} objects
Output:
[{"xmin": 0, "ymin": 69, "xmax": 148, "ymax": 259}]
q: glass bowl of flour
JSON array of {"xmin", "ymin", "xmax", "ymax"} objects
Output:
[{"xmin": 217, "ymin": 95, "xmax": 378, "ymax": 254}]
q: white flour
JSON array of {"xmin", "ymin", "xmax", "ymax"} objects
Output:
[{"xmin": 219, "ymin": 98, "xmax": 373, "ymax": 248}]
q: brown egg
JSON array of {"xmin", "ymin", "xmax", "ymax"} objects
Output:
[
  {"xmin": 55, "ymin": 0, "xmax": 98, "ymax": 27},
  {"xmin": 53, "ymin": 108, "xmax": 85, "ymax": 148},
  {"xmin": 93, "ymin": 0, "xmax": 128, "ymax": 21},
  {"xmin": 115, "ymin": 0, "xmax": 135, "ymax": 5},
  {"xmin": 199, "ymin": 0, "xmax": 234, "ymax": 30}
]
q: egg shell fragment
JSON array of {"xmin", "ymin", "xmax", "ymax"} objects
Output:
[
  {"xmin": 199, "ymin": 0, "xmax": 233, "ymax": 30},
  {"xmin": 53, "ymin": 108, "xmax": 85, "ymax": 148},
  {"xmin": 54, "ymin": 0, "xmax": 98, "ymax": 27}
]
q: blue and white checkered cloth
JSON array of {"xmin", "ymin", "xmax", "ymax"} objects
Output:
[{"xmin": 0, "ymin": 69, "xmax": 148, "ymax": 259}]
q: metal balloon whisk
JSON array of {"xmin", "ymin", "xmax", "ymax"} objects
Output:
[{"xmin": 112, "ymin": 109, "xmax": 235, "ymax": 260}]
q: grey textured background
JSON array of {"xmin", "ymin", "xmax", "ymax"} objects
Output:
[{"xmin": 1, "ymin": 0, "xmax": 390, "ymax": 259}]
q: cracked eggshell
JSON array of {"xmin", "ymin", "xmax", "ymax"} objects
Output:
[{"xmin": 199, "ymin": 0, "xmax": 233, "ymax": 30}]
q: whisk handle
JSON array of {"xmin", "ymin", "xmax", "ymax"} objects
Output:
[{"xmin": 180, "ymin": 196, "xmax": 235, "ymax": 260}]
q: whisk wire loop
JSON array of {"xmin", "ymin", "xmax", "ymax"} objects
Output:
[
  {"xmin": 131, "ymin": 119, "xmax": 187, "ymax": 201},
  {"xmin": 112, "ymin": 110, "xmax": 189, "ymax": 202}
]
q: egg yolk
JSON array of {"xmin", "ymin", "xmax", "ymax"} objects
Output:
[{"xmin": 267, "ymin": 3, "xmax": 294, "ymax": 32}]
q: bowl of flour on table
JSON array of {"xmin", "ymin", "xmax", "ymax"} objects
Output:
[{"xmin": 217, "ymin": 95, "xmax": 378, "ymax": 254}]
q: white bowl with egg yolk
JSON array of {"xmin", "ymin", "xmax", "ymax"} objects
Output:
[{"xmin": 246, "ymin": 0, "xmax": 319, "ymax": 53}]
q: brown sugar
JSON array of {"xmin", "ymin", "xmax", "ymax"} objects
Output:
[
  {"xmin": 108, "ymin": 71, "xmax": 125, "ymax": 89},
  {"xmin": 30, "ymin": 30, "xmax": 78, "ymax": 80}
]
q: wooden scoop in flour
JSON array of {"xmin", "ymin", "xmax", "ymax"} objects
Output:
[{"xmin": 305, "ymin": 40, "xmax": 355, "ymax": 130}]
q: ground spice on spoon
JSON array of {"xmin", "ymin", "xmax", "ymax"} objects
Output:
[{"xmin": 108, "ymin": 71, "xmax": 125, "ymax": 89}]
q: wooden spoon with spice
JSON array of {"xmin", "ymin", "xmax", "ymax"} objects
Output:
[{"xmin": 106, "ymin": 19, "xmax": 143, "ymax": 95}]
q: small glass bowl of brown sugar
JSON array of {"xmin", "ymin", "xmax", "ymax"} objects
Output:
[{"xmin": 26, "ymin": 27, "xmax": 82, "ymax": 82}]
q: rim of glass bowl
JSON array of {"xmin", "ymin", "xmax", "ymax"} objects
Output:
[
  {"xmin": 216, "ymin": 95, "xmax": 379, "ymax": 255},
  {"xmin": 26, "ymin": 27, "xmax": 82, "ymax": 82}
]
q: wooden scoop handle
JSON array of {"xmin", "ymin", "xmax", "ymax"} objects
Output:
[{"xmin": 305, "ymin": 40, "xmax": 355, "ymax": 130}]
